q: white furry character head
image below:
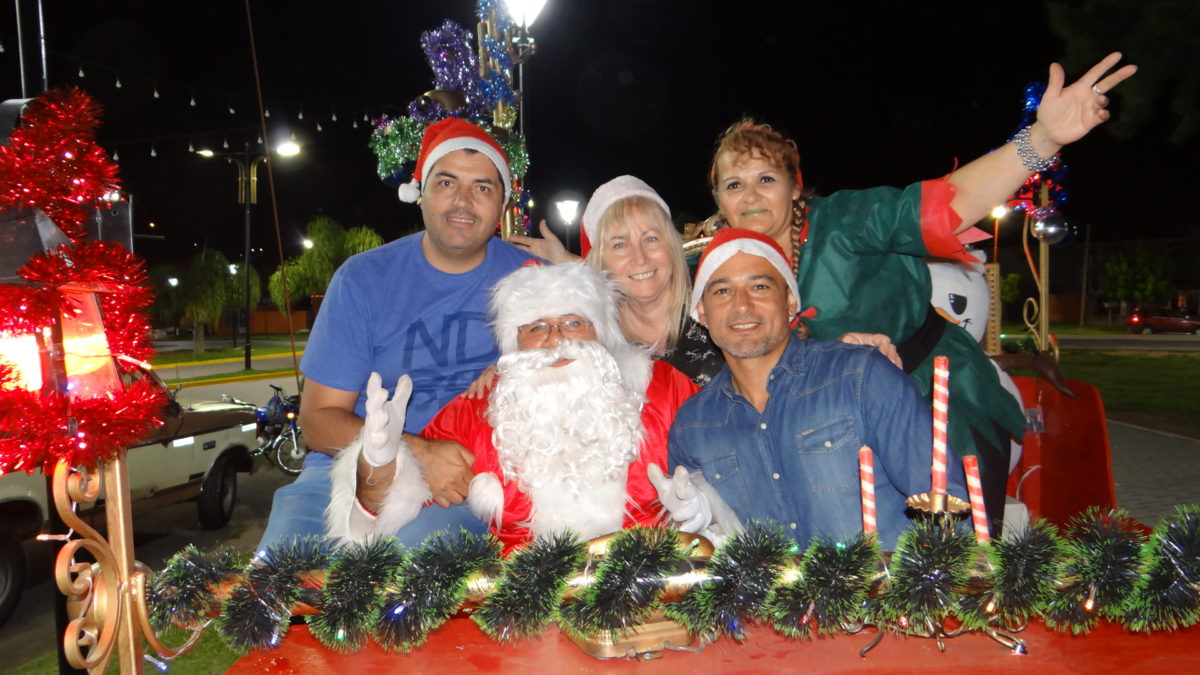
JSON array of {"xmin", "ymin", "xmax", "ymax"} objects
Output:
[{"xmin": 928, "ymin": 249, "xmax": 989, "ymax": 343}]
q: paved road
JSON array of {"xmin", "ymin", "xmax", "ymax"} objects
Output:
[{"xmin": 1056, "ymin": 333, "xmax": 1200, "ymax": 351}]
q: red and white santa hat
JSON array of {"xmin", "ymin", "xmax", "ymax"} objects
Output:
[
  {"xmin": 397, "ymin": 117, "xmax": 512, "ymax": 204},
  {"xmin": 689, "ymin": 228, "xmax": 800, "ymax": 321},
  {"xmin": 579, "ymin": 175, "xmax": 671, "ymax": 257}
]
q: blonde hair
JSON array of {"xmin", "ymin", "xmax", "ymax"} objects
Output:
[{"xmin": 586, "ymin": 196, "xmax": 691, "ymax": 351}]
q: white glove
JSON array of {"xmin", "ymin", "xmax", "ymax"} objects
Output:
[
  {"xmin": 647, "ymin": 464, "xmax": 712, "ymax": 534},
  {"xmin": 361, "ymin": 373, "xmax": 411, "ymax": 468}
]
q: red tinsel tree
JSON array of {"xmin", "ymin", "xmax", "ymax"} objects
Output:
[{"xmin": 0, "ymin": 87, "xmax": 162, "ymax": 474}]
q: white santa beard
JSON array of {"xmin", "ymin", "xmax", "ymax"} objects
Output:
[{"xmin": 486, "ymin": 340, "xmax": 645, "ymax": 539}]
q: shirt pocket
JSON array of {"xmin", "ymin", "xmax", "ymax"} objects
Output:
[
  {"xmin": 794, "ymin": 416, "xmax": 856, "ymax": 455},
  {"xmin": 792, "ymin": 417, "xmax": 857, "ymax": 494},
  {"xmin": 695, "ymin": 453, "xmax": 749, "ymax": 513}
]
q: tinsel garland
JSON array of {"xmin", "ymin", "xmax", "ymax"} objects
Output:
[
  {"xmin": 0, "ymin": 87, "xmax": 119, "ymax": 236},
  {"xmin": 873, "ymin": 516, "xmax": 975, "ymax": 634},
  {"xmin": 369, "ymin": 7, "xmax": 528, "ymax": 196},
  {"xmin": 558, "ymin": 527, "xmax": 683, "ymax": 639},
  {"xmin": 663, "ymin": 521, "xmax": 793, "ymax": 642},
  {"xmin": 766, "ymin": 533, "xmax": 879, "ymax": 639},
  {"xmin": 217, "ymin": 537, "xmax": 333, "ymax": 652},
  {"xmin": 373, "ymin": 529, "xmax": 500, "ymax": 652},
  {"xmin": 958, "ymin": 519, "xmax": 1065, "ymax": 631},
  {"xmin": 474, "ymin": 532, "xmax": 585, "ymax": 641},
  {"xmin": 0, "ymin": 87, "xmax": 160, "ymax": 474},
  {"xmin": 309, "ymin": 538, "xmax": 406, "ymax": 652},
  {"xmin": 1122, "ymin": 505, "xmax": 1200, "ymax": 632},
  {"xmin": 1043, "ymin": 508, "xmax": 1145, "ymax": 634},
  {"xmin": 148, "ymin": 545, "xmax": 243, "ymax": 632},
  {"xmin": 151, "ymin": 507, "xmax": 1200, "ymax": 657}
]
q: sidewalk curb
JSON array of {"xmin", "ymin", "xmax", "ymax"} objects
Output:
[
  {"xmin": 1107, "ymin": 419, "xmax": 1200, "ymax": 444},
  {"xmin": 165, "ymin": 350, "xmax": 304, "ymax": 369},
  {"xmin": 172, "ymin": 370, "xmax": 300, "ymax": 388}
]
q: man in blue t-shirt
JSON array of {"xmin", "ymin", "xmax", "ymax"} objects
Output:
[{"xmin": 258, "ymin": 118, "xmax": 537, "ymax": 552}]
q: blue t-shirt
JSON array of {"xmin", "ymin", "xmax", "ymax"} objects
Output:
[{"xmin": 301, "ymin": 233, "xmax": 536, "ymax": 433}]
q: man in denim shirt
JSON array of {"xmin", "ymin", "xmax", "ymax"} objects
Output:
[{"xmin": 667, "ymin": 228, "xmax": 966, "ymax": 550}]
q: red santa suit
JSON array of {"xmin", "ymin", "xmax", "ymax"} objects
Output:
[{"xmin": 423, "ymin": 359, "xmax": 698, "ymax": 554}]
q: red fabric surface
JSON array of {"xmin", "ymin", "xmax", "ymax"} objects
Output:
[
  {"xmin": 228, "ymin": 618, "xmax": 1200, "ymax": 674},
  {"xmin": 1006, "ymin": 376, "xmax": 1118, "ymax": 527},
  {"xmin": 422, "ymin": 360, "xmax": 698, "ymax": 554},
  {"xmin": 918, "ymin": 179, "xmax": 977, "ymax": 265}
]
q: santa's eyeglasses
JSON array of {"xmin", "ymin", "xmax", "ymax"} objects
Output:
[{"xmin": 517, "ymin": 316, "xmax": 594, "ymax": 340}]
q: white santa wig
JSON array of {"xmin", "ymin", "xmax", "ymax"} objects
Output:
[{"xmin": 489, "ymin": 262, "xmax": 651, "ymax": 392}]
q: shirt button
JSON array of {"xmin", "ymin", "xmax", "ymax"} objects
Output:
[
  {"xmin": 789, "ymin": 522, "xmax": 797, "ymax": 529},
  {"xmin": 714, "ymin": 473, "xmax": 722, "ymax": 480},
  {"xmin": 772, "ymin": 472, "xmax": 780, "ymax": 480},
  {"xmin": 759, "ymin": 422, "xmax": 768, "ymax": 430},
  {"xmin": 824, "ymin": 440, "xmax": 832, "ymax": 447},
  {"xmin": 769, "ymin": 373, "xmax": 775, "ymax": 381}
]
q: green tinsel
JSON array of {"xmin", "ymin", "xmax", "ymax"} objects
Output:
[
  {"xmin": 766, "ymin": 533, "xmax": 879, "ymax": 638},
  {"xmin": 1122, "ymin": 505, "xmax": 1200, "ymax": 632},
  {"xmin": 663, "ymin": 521, "xmax": 793, "ymax": 642},
  {"xmin": 309, "ymin": 538, "xmax": 407, "ymax": 652},
  {"xmin": 369, "ymin": 116, "xmax": 529, "ymax": 183},
  {"xmin": 1044, "ymin": 508, "xmax": 1145, "ymax": 634},
  {"xmin": 473, "ymin": 532, "xmax": 586, "ymax": 642},
  {"xmin": 959, "ymin": 519, "xmax": 1066, "ymax": 631},
  {"xmin": 217, "ymin": 537, "xmax": 333, "ymax": 652},
  {"xmin": 369, "ymin": 116, "xmax": 425, "ymax": 182},
  {"xmin": 873, "ymin": 516, "xmax": 974, "ymax": 634},
  {"xmin": 558, "ymin": 527, "xmax": 685, "ymax": 639},
  {"xmin": 372, "ymin": 529, "xmax": 501, "ymax": 652},
  {"xmin": 500, "ymin": 132, "xmax": 529, "ymax": 178},
  {"xmin": 147, "ymin": 545, "xmax": 243, "ymax": 631}
]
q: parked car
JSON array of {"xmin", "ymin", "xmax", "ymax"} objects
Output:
[
  {"xmin": 0, "ymin": 367, "xmax": 260, "ymax": 627},
  {"xmin": 1127, "ymin": 308, "xmax": 1200, "ymax": 334}
]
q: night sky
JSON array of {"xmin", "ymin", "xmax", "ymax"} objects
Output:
[{"xmin": 3, "ymin": 1, "xmax": 1197, "ymax": 271}]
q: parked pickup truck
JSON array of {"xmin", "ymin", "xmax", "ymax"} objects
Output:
[{"xmin": 0, "ymin": 367, "xmax": 260, "ymax": 627}]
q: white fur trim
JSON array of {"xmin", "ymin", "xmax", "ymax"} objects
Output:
[
  {"xmin": 397, "ymin": 180, "xmax": 421, "ymax": 203},
  {"xmin": 689, "ymin": 238, "xmax": 801, "ymax": 322},
  {"xmin": 490, "ymin": 262, "xmax": 625, "ymax": 356},
  {"xmin": 581, "ymin": 175, "xmax": 671, "ymax": 252},
  {"xmin": 467, "ymin": 472, "xmax": 505, "ymax": 530},
  {"xmin": 325, "ymin": 435, "xmax": 371, "ymax": 545},
  {"xmin": 419, "ymin": 137, "xmax": 512, "ymax": 203}
]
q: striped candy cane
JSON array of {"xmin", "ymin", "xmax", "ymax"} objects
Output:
[
  {"xmin": 859, "ymin": 446, "xmax": 876, "ymax": 534},
  {"xmin": 963, "ymin": 454, "xmax": 991, "ymax": 543},
  {"xmin": 931, "ymin": 355, "xmax": 949, "ymax": 495}
]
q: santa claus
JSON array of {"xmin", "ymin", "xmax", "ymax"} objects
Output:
[{"xmin": 325, "ymin": 262, "xmax": 737, "ymax": 553}]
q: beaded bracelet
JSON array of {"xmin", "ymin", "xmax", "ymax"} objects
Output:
[{"xmin": 1011, "ymin": 125, "xmax": 1055, "ymax": 173}]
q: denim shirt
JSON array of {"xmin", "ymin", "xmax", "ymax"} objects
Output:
[{"xmin": 668, "ymin": 336, "xmax": 967, "ymax": 550}]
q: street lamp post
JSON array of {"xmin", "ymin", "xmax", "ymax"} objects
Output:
[{"xmin": 200, "ymin": 140, "xmax": 299, "ymax": 370}]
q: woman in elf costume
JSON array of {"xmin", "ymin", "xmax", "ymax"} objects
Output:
[{"xmin": 701, "ymin": 53, "xmax": 1135, "ymax": 532}]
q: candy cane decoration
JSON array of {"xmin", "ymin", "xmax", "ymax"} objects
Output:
[
  {"xmin": 963, "ymin": 454, "xmax": 991, "ymax": 543},
  {"xmin": 931, "ymin": 355, "xmax": 949, "ymax": 495},
  {"xmin": 859, "ymin": 446, "xmax": 876, "ymax": 534}
]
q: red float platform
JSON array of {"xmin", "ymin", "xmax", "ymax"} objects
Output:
[{"xmin": 227, "ymin": 617, "xmax": 1199, "ymax": 673}]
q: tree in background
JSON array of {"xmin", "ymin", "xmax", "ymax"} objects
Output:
[
  {"xmin": 181, "ymin": 248, "xmax": 232, "ymax": 355},
  {"xmin": 269, "ymin": 215, "xmax": 383, "ymax": 314},
  {"xmin": 1000, "ymin": 273, "xmax": 1022, "ymax": 322},
  {"xmin": 148, "ymin": 262, "xmax": 186, "ymax": 332},
  {"xmin": 1098, "ymin": 246, "xmax": 1174, "ymax": 314}
]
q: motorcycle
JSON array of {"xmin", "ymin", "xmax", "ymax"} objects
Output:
[{"xmin": 229, "ymin": 384, "xmax": 306, "ymax": 475}]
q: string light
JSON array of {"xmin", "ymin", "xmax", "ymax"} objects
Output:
[
  {"xmin": 153, "ymin": 85, "xmax": 160, "ymax": 99},
  {"xmin": 223, "ymin": 138, "xmax": 229, "ymax": 149},
  {"xmin": 228, "ymin": 102, "xmax": 236, "ymax": 115},
  {"xmin": 113, "ymin": 149, "xmax": 119, "ymax": 161},
  {"xmin": 149, "ymin": 145, "xmax": 156, "ymax": 158},
  {"xmin": 115, "ymin": 75, "xmax": 122, "ymax": 88},
  {"xmin": 331, "ymin": 110, "xmax": 338, "ymax": 122},
  {"xmin": 256, "ymin": 134, "xmax": 263, "ymax": 144},
  {"xmin": 298, "ymin": 109, "xmax": 305, "ymax": 120},
  {"xmin": 352, "ymin": 119, "xmax": 358, "ymax": 129},
  {"xmin": 265, "ymin": 108, "xmax": 271, "ymax": 118},
  {"xmin": 188, "ymin": 141, "xmax": 194, "ymax": 152},
  {"xmin": 316, "ymin": 122, "xmax": 323, "ymax": 132},
  {"xmin": 190, "ymin": 92, "xmax": 197, "ymax": 107},
  {"xmin": 78, "ymin": 65, "xmax": 85, "ymax": 77}
]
